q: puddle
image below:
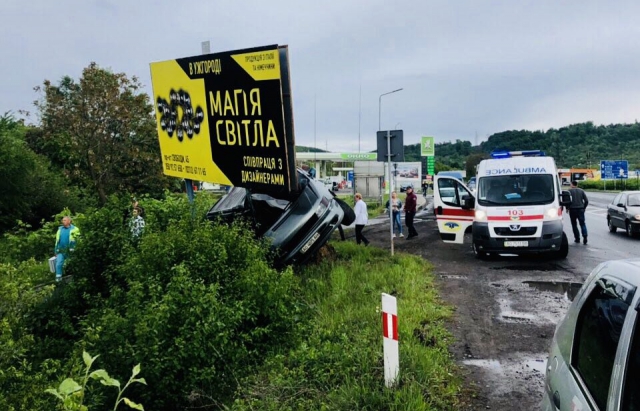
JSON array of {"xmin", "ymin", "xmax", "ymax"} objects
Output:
[
  {"xmin": 497, "ymin": 298, "xmax": 537, "ymax": 323},
  {"xmin": 461, "ymin": 354, "xmax": 547, "ymax": 396},
  {"xmin": 462, "ymin": 359, "xmax": 503, "ymax": 371},
  {"xmin": 524, "ymin": 359, "xmax": 546, "ymax": 374},
  {"xmin": 440, "ymin": 275, "xmax": 468, "ymax": 280},
  {"xmin": 524, "ymin": 281, "xmax": 583, "ymax": 301},
  {"xmin": 491, "ymin": 263, "xmax": 564, "ymax": 271}
]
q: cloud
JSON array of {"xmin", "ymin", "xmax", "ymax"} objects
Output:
[{"xmin": 2, "ymin": 0, "xmax": 640, "ymax": 152}]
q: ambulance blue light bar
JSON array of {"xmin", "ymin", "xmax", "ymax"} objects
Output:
[{"xmin": 490, "ymin": 150, "xmax": 545, "ymax": 159}]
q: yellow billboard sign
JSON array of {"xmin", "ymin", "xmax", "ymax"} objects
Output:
[{"xmin": 149, "ymin": 45, "xmax": 296, "ymax": 196}]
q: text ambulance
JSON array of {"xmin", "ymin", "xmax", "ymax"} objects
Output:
[{"xmin": 433, "ymin": 150, "xmax": 572, "ymax": 259}]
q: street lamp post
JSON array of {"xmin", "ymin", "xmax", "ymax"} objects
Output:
[
  {"xmin": 378, "ymin": 88, "xmax": 403, "ymax": 256},
  {"xmin": 378, "ymin": 88, "xmax": 403, "ymax": 131}
]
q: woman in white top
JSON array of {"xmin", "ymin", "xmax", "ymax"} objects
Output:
[{"xmin": 354, "ymin": 193, "xmax": 369, "ymax": 246}]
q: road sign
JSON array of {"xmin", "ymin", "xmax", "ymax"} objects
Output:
[
  {"xmin": 376, "ymin": 130, "xmax": 404, "ymax": 162},
  {"xmin": 149, "ymin": 44, "xmax": 297, "ymax": 197},
  {"xmin": 347, "ymin": 170, "xmax": 354, "ymax": 181},
  {"xmin": 600, "ymin": 160, "xmax": 629, "ymax": 180},
  {"xmin": 421, "ymin": 136, "xmax": 435, "ymax": 156}
]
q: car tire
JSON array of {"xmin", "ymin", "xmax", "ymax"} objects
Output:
[
  {"xmin": 472, "ymin": 242, "xmax": 488, "ymax": 260},
  {"xmin": 608, "ymin": 217, "xmax": 617, "ymax": 233},
  {"xmin": 335, "ymin": 198, "xmax": 356, "ymax": 226},
  {"xmin": 555, "ymin": 232, "xmax": 569, "ymax": 259},
  {"xmin": 626, "ymin": 221, "xmax": 634, "ymax": 238}
]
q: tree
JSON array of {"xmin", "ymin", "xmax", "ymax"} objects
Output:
[
  {"xmin": 465, "ymin": 153, "xmax": 488, "ymax": 177},
  {"xmin": 0, "ymin": 113, "xmax": 78, "ymax": 231},
  {"xmin": 34, "ymin": 63, "xmax": 170, "ymax": 204}
]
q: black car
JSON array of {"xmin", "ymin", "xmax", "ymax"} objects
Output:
[
  {"xmin": 207, "ymin": 169, "xmax": 346, "ymax": 267},
  {"xmin": 607, "ymin": 190, "xmax": 640, "ymax": 237}
]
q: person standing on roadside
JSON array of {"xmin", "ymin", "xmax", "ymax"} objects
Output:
[
  {"xmin": 129, "ymin": 206, "xmax": 146, "ymax": 241},
  {"xmin": 404, "ymin": 185, "xmax": 419, "ymax": 239},
  {"xmin": 568, "ymin": 180, "xmax": 589, "ymax": 244},
  {"xmin": 385, "ymin": 191, "xmax": 404, "ymax": 238},
  {"xmin": 54, "ymin": 216, "xmax": 80, "ymax": 281},
  {"xmin": 354, "ymin": 193, "xmax": 370, "ymax": 246}
]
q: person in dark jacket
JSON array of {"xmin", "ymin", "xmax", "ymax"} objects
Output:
[
  {"xmin": 568, "ymin": 181, "xmax": 589, "ymax": 244},
  {"xmin": 403, "ymin": 186, "xmax": 419, "ymax": 239}
]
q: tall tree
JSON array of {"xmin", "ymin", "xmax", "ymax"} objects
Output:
[
  {"xmin": 34, "ymin": 63, "xmax": 169, "ymax": 203},
  {"xmin": 0, "ymin": 114, "xmax": 77, "ymax": 231}
]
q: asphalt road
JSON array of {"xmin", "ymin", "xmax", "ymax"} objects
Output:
[{"xmin": 356, "ymin": 192, "xmax": 639, "ymax": 410}]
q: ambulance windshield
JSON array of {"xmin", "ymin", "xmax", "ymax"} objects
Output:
[{"xmin": 477, "ymin": 175, "xmax": 554, "ymax": 206}]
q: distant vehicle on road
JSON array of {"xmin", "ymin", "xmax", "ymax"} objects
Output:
[
  {"xmin": 400, "ymin": 183, "xmax": 412, "ymax": 192},
  {"xmin": 467, "ymin": 177, "xmax": 476, "ymax": 192},
  {"xmin": 543, "ymin": 258, "xmax": 640, "ymax": 411},
  {"xmin": 607, "ymin": 190, "xmax": 640, "ymax": 237},
  {"xmin": 437, "ymin": 171, "xmax": 464, "ymax": 182}
]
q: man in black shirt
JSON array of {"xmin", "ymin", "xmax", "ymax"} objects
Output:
[{"xmin": 568, "ymin": 181, "xmax": 589, "ymax": 244}]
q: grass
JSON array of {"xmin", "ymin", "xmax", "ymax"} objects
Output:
[{"xmin": 232, "ymin": 241, "xmax": 463, "ymax": 410}]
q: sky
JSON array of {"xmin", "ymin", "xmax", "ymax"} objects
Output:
[{"xmin": 2, "ymin": 0, "xmax": 640, "ymax": 153}]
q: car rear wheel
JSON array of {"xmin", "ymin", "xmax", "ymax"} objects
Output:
[
  {"xmin": 473, "ymin": 242, "xmax": 488, "ymax": 260},
  {"xmin": 608, "ymin": 217, "xmax": 617, "ymax": 233},
  {"xmin": 335, "ymin": 198, "xmax": 356, "ymax": 226}
]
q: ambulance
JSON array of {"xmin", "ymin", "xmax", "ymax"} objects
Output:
[{"xmin": 433, "ymin": 150, "xmax": 572, "ymax": 259}]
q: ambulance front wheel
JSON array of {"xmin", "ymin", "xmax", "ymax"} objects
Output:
[
  {"xmin": 555, "ymin": 233, "xmax": 569, "ymax": 259},
  {"xmin": 473, "ymin": 242, "xmax": 489, "ymax": 260}
]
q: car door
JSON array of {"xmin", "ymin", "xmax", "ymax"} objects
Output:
[
  {"xmin": 609, "ymin": 193, "xmax": 622, "ymax": 228},
  {"xmin": 617, "ymin": 304, "xmax": 640, "ymax": 410},
  {"xmin": 615, "ymin": 194, "xmax": 628, "ymax": 228},
  {"xmin": 551, "ymin": 275, "xmax": 635, "ymax": 411},
  {"xmin": 433, "ymin": 176, "xmax": 475, "ymax": 243}
]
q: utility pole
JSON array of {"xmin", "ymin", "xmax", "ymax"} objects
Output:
[{"xmin": 358, "ymin": 84, "xmax": 362, "ymax": 153}]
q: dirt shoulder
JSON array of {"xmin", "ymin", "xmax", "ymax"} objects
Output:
[{"xmin": 354, "ymin": 212, "xmax": 584, "ymax": 410}]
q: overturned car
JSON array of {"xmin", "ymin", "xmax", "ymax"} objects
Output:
[{"xmin": 206, "ymin": 169, "xmax": 352, "ymax": 267}]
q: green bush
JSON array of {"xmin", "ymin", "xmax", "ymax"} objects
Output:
[
  {"xmin": 25, "ymin": 193, "xmax": 304, "ymax": 410},
  {"xmin": 578, "ymin": 178, "xmax": 640, "ymax": 191},
  {"xmin": 0, "ymin": 260, "xmax": 60, "ymax": 411}
]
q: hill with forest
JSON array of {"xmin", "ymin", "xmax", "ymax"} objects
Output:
[{"xmin": 403, "ymin": 122, "xmax": 640, "ymax": 171}]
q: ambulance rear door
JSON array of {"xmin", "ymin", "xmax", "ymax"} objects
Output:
[{"xmin": 434, "ymin": 176, "xmax": 475, "ymax": 243}]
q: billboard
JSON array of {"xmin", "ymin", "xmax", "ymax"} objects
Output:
[
  {"xmin": 149, "ymin": 45, "xmax": 296, "ymax": 196},
  {"xmin": 421, "ymin": 136, "xmax": 435, "ymax": 157},
  {"xmin": 385, "ymin": 162, "xmax": 421, "ymax": 194}
]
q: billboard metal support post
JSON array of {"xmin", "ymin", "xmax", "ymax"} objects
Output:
[{"xmin": 184, "ymin": 40, "xmax": 213, "ymax": 205}]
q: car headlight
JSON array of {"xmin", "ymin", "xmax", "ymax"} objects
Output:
[
  {"xmin": 635, "ymin": 214, "xmax": 640, "ymax": 220},
  {"xmin": 546, "ymin": 208, "xmax": 559, "ymax": 219},
  {"xmin": 316, "ymin": 202, "xmax": 328, "ymax": 217},
  {"xmin": 475, "ymin": 210, "xmax": 487, "ymax": 221}
]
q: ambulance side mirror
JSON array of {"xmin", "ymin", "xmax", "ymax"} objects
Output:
[
  {"xmin": 461, "ymin": 195, "xmax": 475, "ymax": 210},
  {"xmin": 560, "ymin": 191, "xmax": 572, "ymax": 207}
]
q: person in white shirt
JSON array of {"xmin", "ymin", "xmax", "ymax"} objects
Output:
[{"xmin": 354, "ymin": 193, "xmax": 369, "ymax": 246}]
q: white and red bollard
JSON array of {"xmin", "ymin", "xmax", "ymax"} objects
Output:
[{"xmin": 381, "ymin": 293, "xmax": 399, "ymax": 387}]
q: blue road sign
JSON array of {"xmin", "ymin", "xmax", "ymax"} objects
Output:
[
  {"xmin": 600, "ymin": 160, "xmax": 629, "ymax": 180},
  {"xmin": 347, "ymin": 170, "xmax": 354, "ymax": 181}
]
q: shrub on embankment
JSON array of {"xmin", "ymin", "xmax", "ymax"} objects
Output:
[{"xmin": 0, "ymin": 193, "xmax": 462, "ymax": 410}]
